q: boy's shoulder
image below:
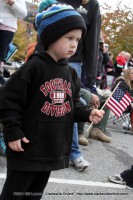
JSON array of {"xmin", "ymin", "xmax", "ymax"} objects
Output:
[
  {"xmin": 27, "ymin": 52, "xmax": 45, "ymax": 62},
  {"xmin": 12, "ymin": 54, "xmax": 44, "ymax": 76}
]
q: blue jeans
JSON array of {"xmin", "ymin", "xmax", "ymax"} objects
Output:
[
  {"xmin": 69, "ymin": 62, "xmax": 84, "ymax": 161},
  {"xmin": 69, "ymin": 62, "xmax": 82, "ymax": 78},
  {"xmin": 70, "ymin": 97, "xmax": 86, "ymax": 161},
  {"xmin": 69, "ymin": 123, "xmax": 81, "ymax": 161}
]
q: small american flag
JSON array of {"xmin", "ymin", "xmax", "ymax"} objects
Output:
[{"xmin": 106, "ymin": 85, "xmax": 132, "ymax": 118}]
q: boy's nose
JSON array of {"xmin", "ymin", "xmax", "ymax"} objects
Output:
[{"xmin": 71, "ymin": 41, "xmax": 78, "ymax": 48}]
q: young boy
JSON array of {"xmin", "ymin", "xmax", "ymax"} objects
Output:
[{"xmin": 0, "ymin": 4, "xmax": 104, "ymax": 199}]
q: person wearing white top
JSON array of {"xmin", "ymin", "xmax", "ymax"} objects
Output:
[
  {"xmin": 0, "ymin": 0, "xmax": 27, "ymax": 69},
  {"xmin": 0, "ymin": 0, "xmax": 27, "ymax": 158}
]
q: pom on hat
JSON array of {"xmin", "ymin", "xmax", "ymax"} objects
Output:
[
  {"xmin": 38, "ymin": 0, "xmax": 58, "ymax": 13},
  {"xmin": 35, "ymin": 3, "xmax": 86, "ymax": 50}
]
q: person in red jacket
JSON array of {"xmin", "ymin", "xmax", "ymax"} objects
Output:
[{"xmin": 114, "ymin": 51, "xmax": 130, "ymax": 78}]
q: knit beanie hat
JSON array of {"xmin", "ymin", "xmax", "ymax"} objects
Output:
[
  {"xmin": 35, "ymin": 3, "xmax": 86, "ymax": 50},
  {"xmin": 38, "ymin": 0, "xmax": 58, "ymax": 13}
]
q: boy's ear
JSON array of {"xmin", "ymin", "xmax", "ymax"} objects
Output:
[{"xmin": 82, "ymin": 0, "xmax": 89, "ymax": 5}]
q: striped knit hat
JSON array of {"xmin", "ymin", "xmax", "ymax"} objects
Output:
[{"xmin": 35, "ymin": 3, "xmax": 86, "ymax": 50}]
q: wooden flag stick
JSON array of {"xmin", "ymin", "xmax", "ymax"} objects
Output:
[{"xmin": 85, "ymin": 81, "xmax": 121, "ymax": 137}]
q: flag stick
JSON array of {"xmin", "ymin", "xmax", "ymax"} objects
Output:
[{"xmin": 85, "ymin": 81, "xmax": 121, "ymax": 137}]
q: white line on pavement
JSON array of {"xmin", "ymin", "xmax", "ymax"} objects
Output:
[
  {"xmin": 49, "ymin": 178, "xmax": 126, "ymax": 189},
  {"xmin": 0, "ymin": 174, "xmax": 125, "ymax": 189}
]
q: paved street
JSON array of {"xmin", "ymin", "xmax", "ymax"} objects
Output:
[{"xmin": 0, "ymin": 122, "xmax": 133, "ymax": 200}]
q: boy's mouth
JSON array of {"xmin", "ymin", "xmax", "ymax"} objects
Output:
[{"xmin": 68, "ymin": 51, "xmax": 75, "ymax": 54}]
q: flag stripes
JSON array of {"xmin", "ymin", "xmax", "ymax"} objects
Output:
[{"xmin": 106, "ymin": 86, "xmax": 132, "ymax": 118}]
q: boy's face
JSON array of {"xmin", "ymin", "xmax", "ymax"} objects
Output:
[{"xmin": 47, "ymin": 29, "xmax": 82, "ymax": 62}]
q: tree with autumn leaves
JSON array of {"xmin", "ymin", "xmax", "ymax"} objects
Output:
[
  {"xmin": 101, "ymin": 2, "xmax": 133, "ymax": 59},
  {"xmin": 12, "ymin": 1, "xmax": 133, "ymax": 61},
  {"xmin": 13, "ymin": 20, "xmax": 37, "ymax": 61}
]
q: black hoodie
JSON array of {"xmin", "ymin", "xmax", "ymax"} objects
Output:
[{"xmin": 0, "ymin": 53, "xmax": 92, "ymax": 171}]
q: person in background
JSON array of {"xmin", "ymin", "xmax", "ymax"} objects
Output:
[
  {"xmin": 114, "ymin": 51, "xmax": 131, "ymax": 78},
  {"xmin": 105, "ymin": 51, "xmax": 115, "ymax": 90},
  {"xmin": 0, "ymin": 0, "xmax": 27, "ymax": 82},
  {"xmin": 119, "ymin": 52, "xmax": 131, "ymax": 78},
  {"xmin": 0, "ymin": 0, "xmax": 27, "ymax": 157},
  {"xmin": 25, "ymin": 42, "xmax": 37, "ymax": 62},
  {"xmin": 0, "ymin": 4, "xmax": 104, "ymax": 199},
  {"xmin": 127, "ymin": 57, "xmax": 133, "ymax": 68},
  {"xmin": 69, "ymin": 99, "xmax": 90, "ymax": 172},
  {"xmin": 113, "ymin": 67, "xmax": 133, "ymax": 104},
  {"xmin": 58, "ymin": 0, "xmax": 102, "ymax": 165},
  {"xmin": 78, "ymin": 87, "xmax": 111, "ymax": 146},
  {"xmin": 58, "ymin": 0, "xmax": 101, "ymax": 86},
  {"xmin": 108, "ymin": 68, "xmax": 133, "ymax": 189},
  {"xmin": 108, "ymin": 166, "xmax": 133, "ymax": 189},
  {"xmin": 96, "ymin": 40, "xmax": 110, "ymax": 89},
  {"xmin": 124, "ymin": 52, "xmax": 131, "ymax": 71},
  {"xmin": 113, "ymin": 67, "xmax": 133, "ymax": 130}
]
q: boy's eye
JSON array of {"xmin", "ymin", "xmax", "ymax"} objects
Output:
[
  {"xmin": 67, "ymin": 37, "xmax": 80, "ymax": 43},
  {"xmin": 67, "ymin": 37, "xmax": 73, "ymax": 40}
]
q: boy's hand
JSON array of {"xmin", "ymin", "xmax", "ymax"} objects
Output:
[
  {"xmin": 89, "ymin": 109, "xmax": 105, "ymax": 124},
  {"xmin": 8, "ymin": 137, "xmax": 29, "ymax": 152}
]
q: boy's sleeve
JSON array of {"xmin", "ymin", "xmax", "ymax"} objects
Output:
[
  {"xmin": 71, "ymin": 69, "xmax": 93, "ymax": 122},
  {"xmin": 0, "ymin": 72, "xmax": 29, "ymax": 142}
]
